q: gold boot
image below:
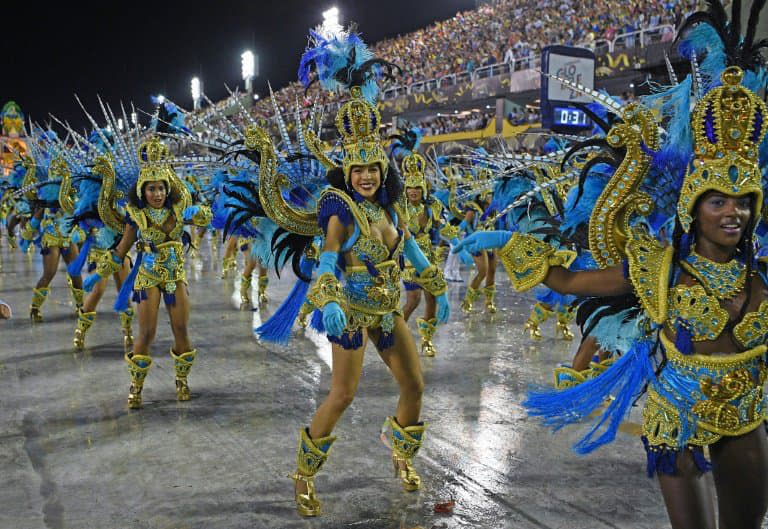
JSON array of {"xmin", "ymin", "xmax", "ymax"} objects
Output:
[
  {"xmin": 30, "ymin": 287, "xmax": 50, "ymax": 322},
  {"xmin": 221, "ymin": 256, "xmax": 236, "ymax": 279},
  {"xmin": 290, "ymin": 428, "xmax": 336, "ymax": 517},
  {"xmin": 483, "ymin": 285, "xmax": 497, "ymax": 314},
  {"xmin": 461, "ymin": 287, "xmax": 480, "ymax": 313},
  {"xmin": 257, "ymin": 275, "xmax": 269, "ymax": 305},
  {"xmin": 524, "ymin": 302, "xmax": 553, "ymax": 340},
  {"xmin": 416, "ymin": 317, "xmax": 438, "ymax": 357},
  {"xmin": 73, "ymin": 310, "xmax": 96, "ymax": 350},
  {"xmin": 389, "ymin": 417, "xmax": 426, "ymax": 491},
  {"xmin": 67, "ymin": 276, "xmax": 84, "ymax": 311},
  {"xmin": 120, "ymin": 308, "xmax": 134, "ymax": 350},
  {"xmin": 125, "ymin": 353, "xmax": 152, "ymax": 409},
  {"xmin": 171, "ymin": 349, "xmax": 196, "ymax": 401},
  {"xmin": 239, "ymin": 273, "xmax": 252, "ymax": 308},
  {"xmin": 555, "ymin": 305, "xmax": 575, "ymax": 341}
]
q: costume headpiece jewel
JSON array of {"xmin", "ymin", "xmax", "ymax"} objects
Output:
[
  {"xmin": 298, "ymin": 28, "xmax": 401, "ymax": 183},
  {"xmin": 390, "ymin": 128, "xmax": 426, "ymax": 195},
  {"xmin": 136, "ymin": 136, "xmax": 174, "ymax": 196},
  {"xmin": 677, "ymin": 66, "xmax": 767, "ymax": 232}
]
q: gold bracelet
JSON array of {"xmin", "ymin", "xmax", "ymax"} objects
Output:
[
  {"xmin": 306, "ymin": 273, "xmax": 347, "ymax": 310},
  {"xmin": 498, "ymin": 233, "xmax": 575, "ymax": 291},
  {"xmin": 413, "ymin": 265, "xmax": 447, "ymax": 296},
  {"xmin": 439, "ymin": 224, "xmax": 460, "ymax": 240},
  {"xmin": 96, "ymin": 250, "xmax": 122, "ymax": 277}
]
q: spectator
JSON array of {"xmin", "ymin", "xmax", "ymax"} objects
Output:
[{"xmin": 205, "ymin": 0, "xmax": 695, "ymax": 134}]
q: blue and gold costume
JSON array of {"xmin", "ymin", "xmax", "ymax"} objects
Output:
[{"xmin": 454, "ymin": 4, "xmax": 768, "ymax": 486}]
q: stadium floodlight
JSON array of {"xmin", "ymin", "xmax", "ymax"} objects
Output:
[
  {"xmin": 320, "ymin": 6, "xmax": 342, "ymax": 38},
  {"xmin": 191, "ymin": 77, "xmax": 202, "ymax": 110},
  {"xmin": 241, "ymin": 50, "xmax": 256, "ymax": 93}
]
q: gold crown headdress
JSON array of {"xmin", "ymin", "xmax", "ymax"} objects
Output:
[
  {"xmin": 402, "ymin": 152, "xmax": 428, "ymax": 195},
  {"xmin": 136, "ymin": 137, "xmax": 175, "ymax": 196},
  {"xmin": 677, "ymin": 66, "xmax": 767, "ymax": 232},
  {"xmin": 335, "ymin": 86, "xmax": 388, "ymax": 183}
]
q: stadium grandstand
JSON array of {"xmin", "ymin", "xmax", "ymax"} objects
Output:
[{"xmin": 198, "ymin": 0, "xmax": 698, "ymax": 151}]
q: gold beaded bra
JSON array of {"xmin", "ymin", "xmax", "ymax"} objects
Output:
[{"xmin": 626, "ymin": 231, "xmax": 768, "ymax": 349}]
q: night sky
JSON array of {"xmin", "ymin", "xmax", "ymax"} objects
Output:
[{"xmin": 2, "ymin": 0, "xmax": 476, "ymax": 131}]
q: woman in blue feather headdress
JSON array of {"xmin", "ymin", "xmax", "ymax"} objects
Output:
[{"xmin": 454, "ymin": 1, "xmax": 768, "ymax": 527}]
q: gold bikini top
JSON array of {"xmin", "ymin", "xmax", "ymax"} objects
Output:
[
  {"xmin": 126, "ymin": 202, "xmax": 185, "ymax": 245},
  {"xmin": 320, "ymin": 188, "xmax": 406, "ymax": 266},
  {"xmin": 406, "ymin": 201, "xmax": 441, "ymax": 239},
  {"xmin": 625, "ymin": 229, "xmax": 768, "ymax": 349}
]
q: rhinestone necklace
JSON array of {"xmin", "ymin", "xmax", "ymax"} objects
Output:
[
  {"xmin": 682, "ymin": 249, "xmax": 746, "ymax": 300},
  {"xmin": 146, "ymin": 206, "xmax": 170, "ymax": 227},
  {"xmin": 359, "ymin": 199, "xmax": 385, "ymax": 224}
]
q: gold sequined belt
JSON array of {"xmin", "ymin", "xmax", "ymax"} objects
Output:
[
  {"xmin": 345, "ymin": 259, "xmax": 402, "ymax": 315},
  {"xmin": 643, "ymin": 333, "xmax": 768, "ymax": 448}
]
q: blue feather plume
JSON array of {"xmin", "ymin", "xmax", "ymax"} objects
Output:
[
  {"xmin": 524, "ymin": 337, "xmax": 656, "ymax": 454},
  {"xmin": 256, "ymin": 256, "xmax": 316, "ymax": 343}
]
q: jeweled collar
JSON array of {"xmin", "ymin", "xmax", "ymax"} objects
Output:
[
  {"xmin": 146, "ymin": 206, "xmax": 170, "ymax": 227},
  {"xmin": 681, "ymin": 247, "xmax": 746, "ymax": 300}
]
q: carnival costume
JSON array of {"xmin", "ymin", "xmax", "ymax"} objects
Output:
[
  {"xmin": 215, "ymin": 28, "xmax": 449, "ymax": 516},
  {"xmin": 56, "ymin": 127, "xmax": 136, "ymax": 351},
  {"xmin": 391, "ymin": 129, "xmax": 451, "ymax": 356},
  {"xmin": 455, "ymin": 2, "xmax": 768, "ymax": 480},
  {"xmin": 75, "ymin": 102, "xmax": 213, "ymax": 407},
  {"xmin": 20, "ymin": 129, "xmax": 85, "ymax": 322},
  {"xmin": 453, "ymin": 164, "xmax": 499, "ymax": 314}
]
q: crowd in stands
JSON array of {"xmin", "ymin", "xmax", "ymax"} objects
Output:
[
  {"xmin": 245, "ymin": 0, "xmax": 695, "ymax": 120},
  {"xmin": 415, "ymin": 111, "xmax": 494, "ymax": 136}
]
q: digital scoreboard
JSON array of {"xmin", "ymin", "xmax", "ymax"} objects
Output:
[{"xmin": 540, "ymin": 45, "xmax": 595, "ymax": 132}]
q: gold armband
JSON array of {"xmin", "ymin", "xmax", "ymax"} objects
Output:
[
  {"xmin": 20, "ymin": 224, "xmax": 38, "ymax": 241},
  {"xmin": 498, "ymin": 233, "xmax": 576, "ymax": 291},
  {"xmin": 190, "ymin": 205, "xmax": 212, "ymax": 227},
  {"xmin": 306, "ymin": 273, "xmax": 347, "ymax": 310},
  {"xmin": 95, "ymin": 250, "xmax": 123, "ymax": 278},
  {"xmin": 439, "ymin": 224, "xmax": 460, "ymax": 240},
  {"xmin": 413, "ymin": 265, "xmax": 447, "ymax": 297}
]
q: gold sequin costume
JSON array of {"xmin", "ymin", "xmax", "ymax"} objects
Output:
[
  {"xmin": 501, "ymin": 65, "xmax": 768, "ymax": 476},
  {"xmin": 309, "ymin": 188, "xmax": 406, "ymax": 349}
]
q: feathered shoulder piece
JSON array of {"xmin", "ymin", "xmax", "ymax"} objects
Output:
[{"xmin": 317, "ymin": 187, "xmax": 366, "ymax": 235}]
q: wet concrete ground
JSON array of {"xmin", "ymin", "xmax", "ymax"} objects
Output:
[{"xmin": 0, "ymin": 237, "xmax": 692, "ymax": 529}]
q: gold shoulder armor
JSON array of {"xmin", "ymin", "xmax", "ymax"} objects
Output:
[
  {"xmin": 625, "ymin": 228, "xmax": 672, "ymax": 325},
  {"xmin": 126, "ymin": 204, "xmax": 148, "ymax": 233},
  {"xmin": 498, "ymin": 233, "xmax": 576, "ymax": 291}
]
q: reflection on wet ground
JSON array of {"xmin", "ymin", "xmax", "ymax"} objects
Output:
[{"xmin": 0, "ymin": 239, "xmax": 676, "ymax": 529}]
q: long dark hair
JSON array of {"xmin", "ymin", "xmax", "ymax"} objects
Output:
[{"xmin": 128, "ymin": 180, "xmax": 181, "ymax": 209}]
